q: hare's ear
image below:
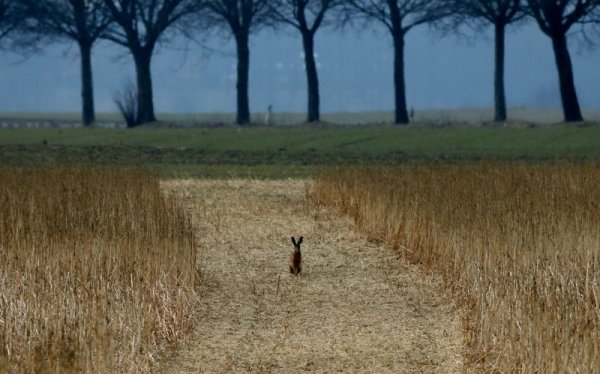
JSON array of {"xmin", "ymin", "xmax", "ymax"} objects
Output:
[
  {"xmin": 297, "ymin": 236, "xmax": 303, "ymax": 245},
  {"xmin": 291, "ymin": 237, "xmax": 296, "ymax": 246}
]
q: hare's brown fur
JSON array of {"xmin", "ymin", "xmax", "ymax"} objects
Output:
[{"xmin": 289, "ymin": 236, "xmax": 303, "ymax": 275}]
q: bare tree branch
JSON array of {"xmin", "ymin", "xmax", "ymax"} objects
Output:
[
  {"xmin": 0, "ymin": 0, "xmax": 28, "ymax": 48},
  {"xmin": 21, "ymin": 1, "xmax": 113, "ymax": 45}
]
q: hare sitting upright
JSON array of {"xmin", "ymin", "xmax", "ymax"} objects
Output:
[{"xmin": 289, "ymin": 236, "xmax": 303, "ymax": 275}]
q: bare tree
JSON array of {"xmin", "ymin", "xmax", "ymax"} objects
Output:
[
  {"xmin": 21, "ymin": 0, "xmax": 112, "ymax": 126},
  {"xmin": 449, "ymin": 0, "xmax": 524, "ymax": 122},
  {"xmin": 345, "ymin": 1, "xmax": 452, "ymax": 124},
  {"xmin": 268, "ymin": 0, "xmax": 343, "ymax": 123},
  {"xmin": 526, "ymin": 0, "xmax": 600, "ymax": 122},
  {"xmin": 204, "ymin": 0, "xmax": 270, "ymax": 125},
  {"xmin": 102, "ymin": 0, "xmax": 200, "ymax": 125}
]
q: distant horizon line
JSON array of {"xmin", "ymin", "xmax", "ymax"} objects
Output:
[{"xmin": 2, "ymin": 107, "xmax": 600, "ymax": 116}]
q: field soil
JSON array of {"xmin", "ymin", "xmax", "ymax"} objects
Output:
[{"xmin": 160, "ymin": 179, "xmax": 463, "ymax": 372}]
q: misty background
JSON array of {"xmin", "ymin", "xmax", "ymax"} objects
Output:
[{"xmin": 0, "ymin": 23, "xmax": 598, "ymax": 114}]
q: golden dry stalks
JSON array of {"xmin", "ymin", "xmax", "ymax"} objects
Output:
[
  {"xmin": 0, "ymin": 167, "xmax": 199, "ymax": 372},
  {"xmin": 314, "ymin": 164, "xmax": 600, "ymax": 372}
]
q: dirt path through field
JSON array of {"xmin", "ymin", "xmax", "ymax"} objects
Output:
[{"xmin": 160, "ymin": 179, "xmax": 463, "ymax": 372}]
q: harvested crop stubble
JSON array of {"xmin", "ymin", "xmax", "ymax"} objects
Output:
[
  {"xmin": 0, "ymin": 167, "xmax": 199, "ymax": 372},
  {"xmin": 314, "ymin": 164, "xmax": 600, "ymax": 372}
]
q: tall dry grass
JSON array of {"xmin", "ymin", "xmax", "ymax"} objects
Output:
[
  {"xmin": 0, "ymin": 167, "xmax": 199, "ymax": 372},
  {"xmin": 314, "ymin": 164, "xmax": 600, "ymax": 372}
]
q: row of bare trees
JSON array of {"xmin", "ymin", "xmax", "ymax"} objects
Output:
[
  {"xmin": 452, "ymin": 0, "xmax": 600, "ymax": 123},
  {"xmin": 0, "ymin": 1, "xmax": 599, "ymax": 127}
]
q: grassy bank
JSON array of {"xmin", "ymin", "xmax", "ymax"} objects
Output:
[
  {"xmin": 2, "ymin": 126, "xmax": 599, "ymax": 158},
  {"xmin": 314, "ymin": 164, "xmax": 600, "ymax": 372},
  {"xmin": 2, "ymin": 107, "xmax": 600, "ymax": 125},
  {"xmin": 0, "ymin": 167, "xmax": 199, "ymax": 371},
  {"xmin": 1, "ymin": 126, "xmax": 600, "ymax": 178}
]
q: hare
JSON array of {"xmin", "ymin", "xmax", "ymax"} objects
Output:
[{"xmin": 289, "ymin": 236, "xmax": 303, "ymax": 275}]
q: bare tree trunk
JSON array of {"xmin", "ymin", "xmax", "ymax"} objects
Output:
[
  {"xmin": 393, "ymin": 32, "xmax": 409, "ymax": 124},
  {"xmin": 133, "ymin": 50, "xmax": 156, "ymax": 125},
  {"xmin": 235, "ymin": 31, "xmax": 250, "ymax": 125},
  {"xmin": 79, "ymin": 41, "xmax": 95, "ymax": 126},
  {"xmin": 494, "ymin": 22, "xmax": 507, "ymax": 122},
  {"xmin": 302, "ymin": 31, "xmax": 320, "ymax": 123},
  {"xmin": 550, "ymin": 33, "xmax": 583, "ymax": 122}
]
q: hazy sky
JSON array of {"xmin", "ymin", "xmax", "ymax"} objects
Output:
[{"xmin": 0, "ymin": 22, "xmax": 599, "ymax": 114}]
